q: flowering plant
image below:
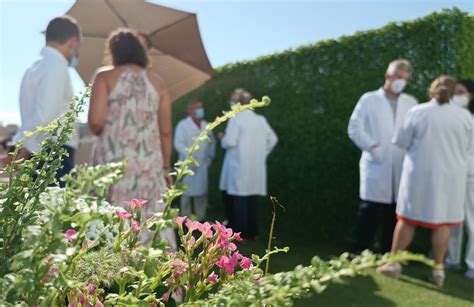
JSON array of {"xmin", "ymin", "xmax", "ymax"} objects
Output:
[{"xmin": 0, "ymin": 89, "xmax": 433, "ymax": 306}]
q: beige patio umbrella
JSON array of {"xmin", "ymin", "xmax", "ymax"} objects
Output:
[{"xmin": 66, "ymin": 0, "xmax": 214, "ymax": 101}]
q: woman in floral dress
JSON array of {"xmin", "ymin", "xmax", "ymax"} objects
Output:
[{"xmin": 88, "ymin": 28, "xmax": 174, "ymax": 247}]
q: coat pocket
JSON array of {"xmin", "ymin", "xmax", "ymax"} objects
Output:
[{"xmin": 367, "ymin": 146, "xmax": 383, "ymax": 163}]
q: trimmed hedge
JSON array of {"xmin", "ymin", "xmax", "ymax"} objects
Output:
[{"xmin": 172, "ymin": 8, "xmax": 474, "ymax": 242}]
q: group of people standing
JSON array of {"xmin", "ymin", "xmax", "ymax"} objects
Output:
[
  {"xmin": 348, "ymin": 59, "xmax": 474, "ymax": 286},
  {"xmin": 174, "ymin": 88, "xmax": 278, "ymax": 240},
  {"xmin": 3, "ymin": 15, "xmax": 278, "ymax": 245}
]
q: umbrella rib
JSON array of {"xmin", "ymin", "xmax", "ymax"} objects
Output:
[
  {"xmin": 105, "ymin": 0, "xmax": 128, "ymax": 27},
  {"xmin": 147, "ymin": 14, "xmax": 194, "ymax": 37}
]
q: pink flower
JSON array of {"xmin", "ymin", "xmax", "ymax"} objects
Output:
[
  {"xmin": 174, "ymin": 216, "xmax": 187, "ymax": 227},
  {"xmin": 172, "ymin": 258, "xmax": 189, "ymax": 278},
  {"xmin": 128, "ymin": 198, "xmax": 148, "ymax": 209},
  {"xmin": 233, "ymin": 232, "xmax": 243, "ymax": 241},
  {"xmin": 48, "ymin": 267, "xmax": 60, "ymax": 276},
  {"xmin": 64, "ymin": 229, "xmax": 77, "ymax": 242},
  {"xmin": 207, "ymin": 271, "xmax": 219, "ymax": 283},
  {"xmin": 233, "ymin": 251, "xmax": 243, "ymax": 260},
  {"xmin": 216, "ymin": 255, "xmax": 238, "ymax": 275},
  {"xmin": 162, "ymin": 291, "xmax": 171, "ymax": 302},
  {"xmin": 188, "ymin": 236, "xmax": 196, "ymax": 248},
  {"xmin": 88, "ymin": 281, "xmax": 95, "ymax": 294},
  {"xmin": 212, "ymin": 221, "xmax": 227, "ymax": 233},
  {"xmin": 131, "ymin": 219, "xmax": 141, "ymax": 232},
  {"xmin": 198, "ymin": 222, "xmax": 213, "ymax": 238},
  {"xmin": 95, "ymin": 301, "xmax": 104, "ymax": 307},
  {"xmin": 240, "ymin": 257, "xmax": 254, "ymax": 270},
  {"xmin": 115, "ymin": 210, "xmax": 131, "ymax": 221},
  {"xmin": 219, "ymin": 241, "xmax": 237, "ymax": 251},
  {"xmin": 185, "ymin": 220, "xmax": 201, "ymax": 233}
]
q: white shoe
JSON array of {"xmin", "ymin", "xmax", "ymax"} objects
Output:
[
  {"xmin": 431, "ymin": 269, "xmax": 445, "ymax": 287},
  {"xmin": 377, "ymin": 262, "xmax": 402, "ymax": 279}
]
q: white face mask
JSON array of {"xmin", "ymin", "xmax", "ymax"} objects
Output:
[
  {"xmin": 452, "ymin": 95, "xmax": 470, "ymax": 108},
  {"xmin": 390, "ymin": 78, "xmax": 407, "ymax": 94}
]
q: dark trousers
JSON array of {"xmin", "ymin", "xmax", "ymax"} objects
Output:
[
  {"xmin": 223, "ymin": 191, "xmax": 234, "ymax": 228},
  {"xmin": 34, "ymin": 145, "xmax": 75, "ymax": 188},
  {"xmin": 353, "ymin": 200, "xmax": 397, "ymax": 254},
  {"xmin": 231, "ymin": 195, "xmax": 259, "ymax": 240}
]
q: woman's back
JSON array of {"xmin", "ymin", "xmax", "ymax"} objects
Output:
[
  {"xmin": 93, "ymin": 66, "xmax": 166, "ymax": 208},
  {"xmin": 408, "ymin": 101, "xmax": 472, "ymax": 171}
]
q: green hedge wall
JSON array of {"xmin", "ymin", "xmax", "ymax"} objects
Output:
[{"xmin": 172, "ymin": 8, "xmax": 474, "ymax": 242}]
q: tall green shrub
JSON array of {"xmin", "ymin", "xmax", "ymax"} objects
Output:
[{"xmin": 172, "ymin": 8, "xmax": 474, "ymax": 241}]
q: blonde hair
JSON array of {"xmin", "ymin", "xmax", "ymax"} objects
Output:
[
  {"xmin": 429, "ymin": 75, "xmax": 456, "ymax": 104},
  {"xmin": 386, "ymin": 59, "xmax": 412, "ymax": 75}
]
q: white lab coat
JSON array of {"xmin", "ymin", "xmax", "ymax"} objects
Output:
[
  {"xmin": 174, "ymin": 117, "xmax": 216, "ymax": 197},
  {"xmin": 348, "ymin": 88, "xmax": 418, "ymax": 204},
  {"xmin": 394, "ymin": 100, "xmax": 474, "ymax": 224},
  {"xmin": 219, "ymin": 110, "xmax": 278, "ymax": 196},
  {"xmin": 469, "ymin": 115, "xmax": 474, "ymax": 180}
]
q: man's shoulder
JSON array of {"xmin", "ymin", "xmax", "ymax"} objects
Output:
[
  {"xmin": 359, "ymin": 89, "xmax": 382, "ymax": 102},
  {"xmin": 176, "ymin": 118, "xmax": 189, "ymax": 129},
  {"xmin": 400, "ymin": 93, "xmax": 418, "ymax": 106}
]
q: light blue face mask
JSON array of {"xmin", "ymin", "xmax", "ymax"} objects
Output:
[
  {"xmin": 229, "ymin": 100, "xmax": 236, "ymax": 108},
  {"xmin": 195, "ymin": 108, "xmax": 205, "ymax": 119},
  {"xmin": 69, "ymin": 55, "xmax": 79, "ymax": 68}
]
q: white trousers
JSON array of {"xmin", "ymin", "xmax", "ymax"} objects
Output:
[
  {"xmin": 446, "ymin": 181, "xmax": 474, "ymax": 269},
  {"xmin": 180, "ymin": 195, "xmax": 208, "ymax": 221}
]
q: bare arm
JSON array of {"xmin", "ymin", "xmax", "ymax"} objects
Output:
[
  {"xmin": 149, "ymin": 72, "xmax": 173, "ymax": 185},
  {"xmin": 88, "ymin": 72, "xmax": 109, "ymax": 136}
]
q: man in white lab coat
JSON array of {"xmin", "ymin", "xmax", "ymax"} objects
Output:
[
  {"xmin": 5, "ymin": 16, "xmax": 82, "ymax": 187},
  {"xmin": 219, "ymin": 91, "xmax": 278, "ymax": 239},
  {"xmin": 348, "ymin": 59, "xmax": 418, "ymax": 253},
  {"xmin": 174, "ymin": 102, "xmax": 216, "ymax": 222}
]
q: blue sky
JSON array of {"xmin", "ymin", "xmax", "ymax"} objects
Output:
[{"xmin": 1, "ymin": 0, "xmax": 473, "ymax": 124}]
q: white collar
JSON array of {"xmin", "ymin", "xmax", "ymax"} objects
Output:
[
  {"xmin": 41, "ymin": 46, "xmax": 69, "ymax": 66},
  {"xmin": 185, "ymin": 116, "xmax": 204, "ymax": 129}
]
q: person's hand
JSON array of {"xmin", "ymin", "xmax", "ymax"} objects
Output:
[
  {"xmin": 164, "ymin": 167, "xmax": 173, "ymax": 187},
  {"xmin": 218, "ymin": 132, "xmax": 225, "ymax": 140}
]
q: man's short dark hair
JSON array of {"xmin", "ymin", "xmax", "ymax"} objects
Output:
[{"xmin": 46, "ymin": 16, "xmax": 81, "ymax": 44}]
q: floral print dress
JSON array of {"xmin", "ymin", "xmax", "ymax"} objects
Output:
[{"xmin": 93, "ymin": 68, "xmax": 167, "ymax": 222}]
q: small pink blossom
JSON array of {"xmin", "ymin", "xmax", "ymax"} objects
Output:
[
  {"xmin": 233, "ymin": 232, "xmax": 243, "ymax": 241},
  {"xmin": 233, "ymin": 251, "xmax": 243, "ymax": 260},
  {"xmin": 87, "ymin": 281, "xmax": 95, "ymax": 294},
  {"xmin": 185, "ymin": 220, "xmax": 201, "ymax": 232},
  {"xmin": 131, "ymin": 219, "xmax": 141, "ymax": 232},
  {"xmin": 162, "ymin": 291, "xmax": 171, "ymax": 302},
  {"xmin": 207, "ymin": 271, "xmax": 219, "ymax": 283},
  {"xmin": 188, "ymin": 236, "xmax": 196, "ymax": 248},
  {"xmin": 240, "ymin": 257, "xmax": 254, "ymax": 270},
  {"xmin": 115, "ymin": 210, "xmax": 131, "ymax": 221},
  {"xmin": 128, "ymin": 198, "xmax": 148, "ymax": 209},
  {"xmin": 221, "ymin": 227, "xmax": 233, "ymax": 239},
  {"xmin": 198, "ymin": 222, "xmax": 213, "ymax": 238},
  {"xmin": 48, "ymin": 267, "xmax": 60, "ymax": 276},
  {"xmin": 64, "ymin": 229, "xmax": 77, "ymax": 242},
  {"xmin": 174, "ymin": 216, "xmax": 187, "ymax": 227},
  {"xmin": 95, "ymin": 301, "xmax": 104, "ymax": 307},
  {"xmin": 228, "ymin": 242, "xmax": 237, "ymax": 251},
  {"xmin": 172, "ymin": 258, "xmax": 189, "ymax": 278},
  {"xmin": 212, "ymin": 221, "xmax": 227, "ymax": 233},
  {"xmin": 216, "ymin": 255, "xmax": 238, "ymax": 275}
]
